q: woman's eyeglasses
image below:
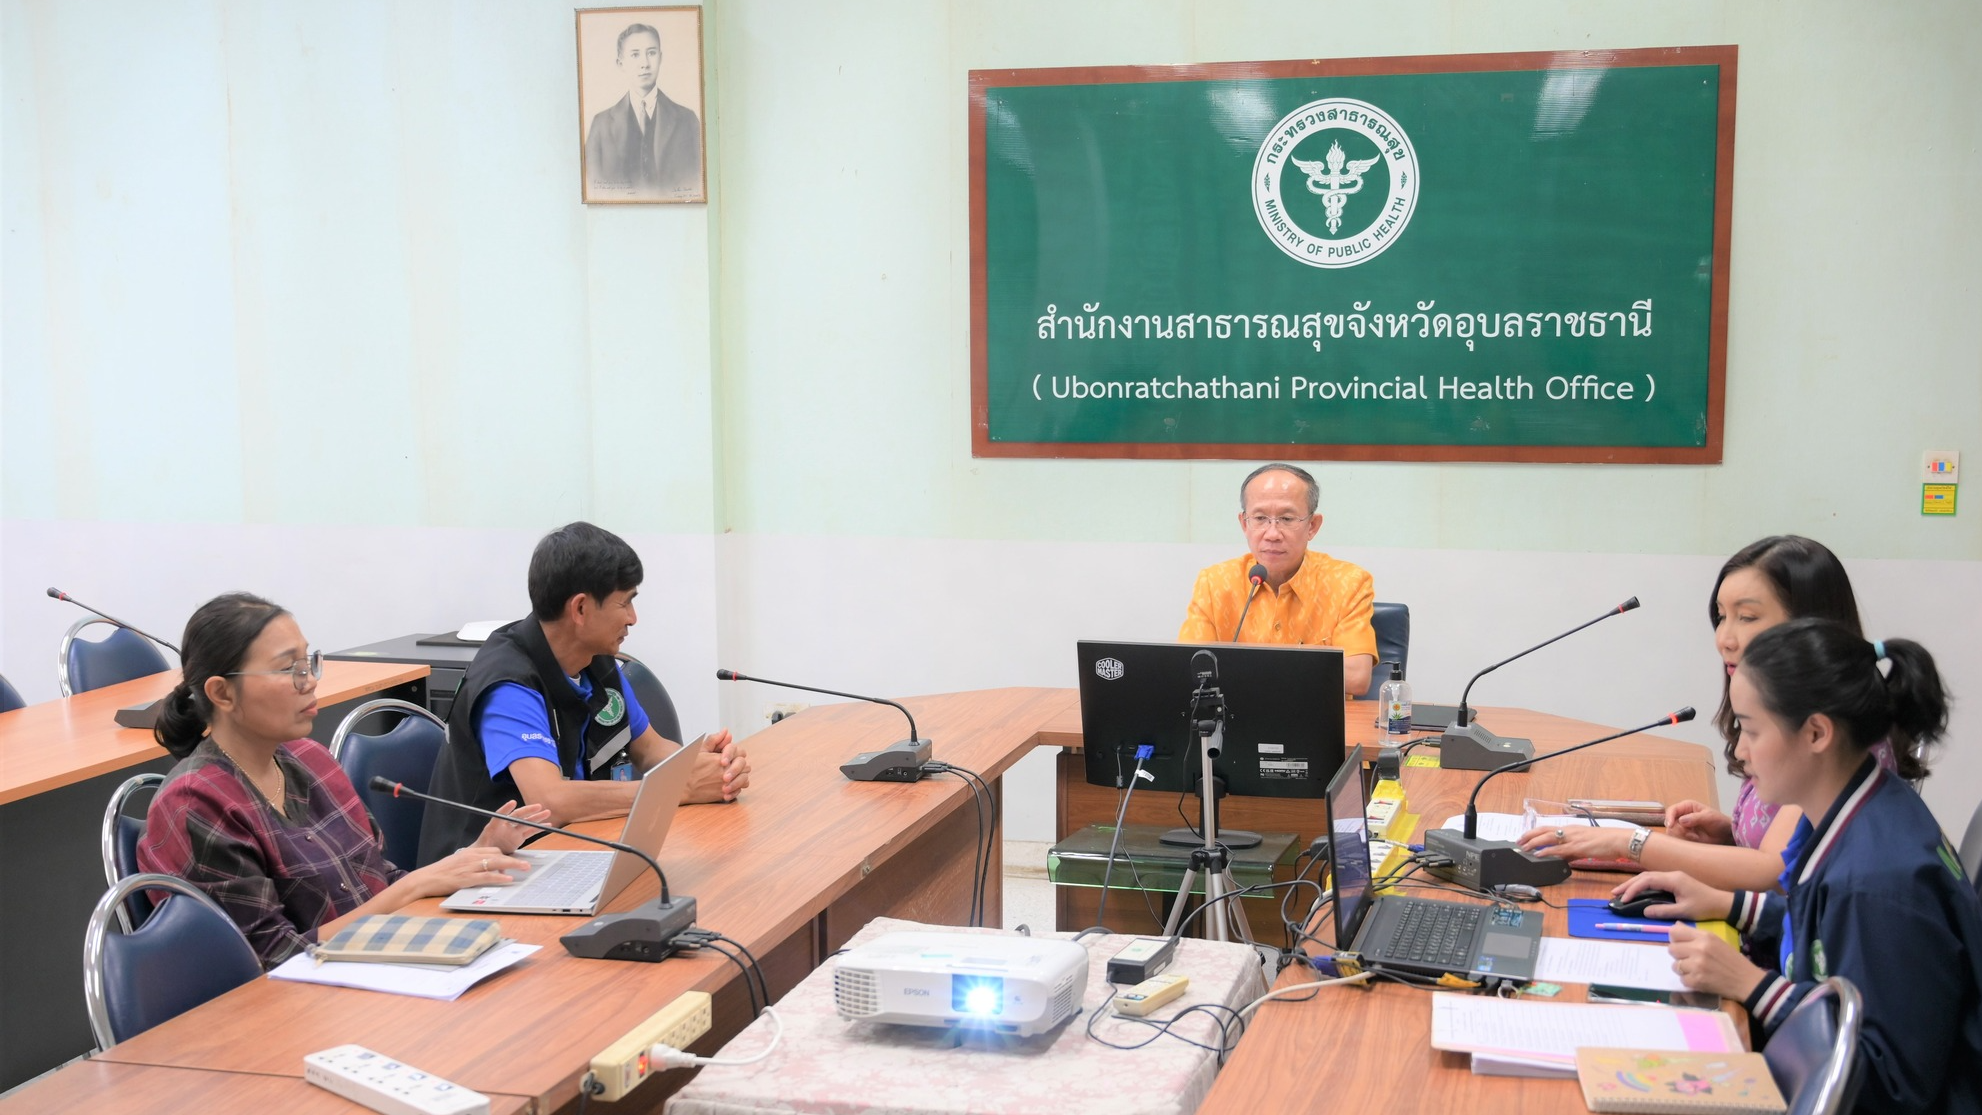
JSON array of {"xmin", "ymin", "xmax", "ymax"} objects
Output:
[{"xmin": 225, "ymin": 649, "xmax": 323, "ymax": 692}]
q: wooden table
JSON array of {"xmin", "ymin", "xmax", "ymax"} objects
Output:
[
  {"xmin": 0, "ymin": 1060, "xmax": 533, "ymax": 1115},
  {"xmin": 0, "ymin": 660, "xmax": 431, "ymax": 1091},
  {"xmin": 17, "ymin": 687, "xmax": 1071, "ymax": 1114},
  {"xmin": 1187, "ymin": 703, "xmax": 1723, "ymax": 1115}
]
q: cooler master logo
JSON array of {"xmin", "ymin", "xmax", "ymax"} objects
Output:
[
  {"xmin": 1095, "ymin": 658, "xmax": 1125, "ymax": 681},
  {"xmin": 1253, "ymin": 97, "xmax": 1419, "ymax": 268}
]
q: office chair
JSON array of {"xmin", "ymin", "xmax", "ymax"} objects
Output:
[
  {"xmin": 0, "ymin": 672, "xmax": 23, "ymax": 713},
  {"xmin": 330, "ymin": 699, "xmax": 447, "ymax": 871},
  {"xmin": 1362, "ymin": 601, "xmax": 1412, "ymax": 701},
  {"xmin": 59, "ymin": 617, "xmax": 171, "ymax": 697},
  {"xmin": 616, "ymin": 654, "xmax": 684, "ymax": 746},
  {"xmin": 1762, "ymin": 976, "xmax": 1863, "ymax": 1115},
  {"xmin": 1959, "ymin": 798, "xmax": 1982, "ymax": 888},
  {"xmin": 100, "ymin": 773, "xmax": 167, "ymax": 932},
  {"xmin": 83, "ymin": 873, "xmax": 261, "ymax": 1049}
]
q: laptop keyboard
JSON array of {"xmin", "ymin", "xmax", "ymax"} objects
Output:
[
  {"xmin": 509, "ymin": 851, "xmax": 611, "ymax": 906},
  {"xmin": 1386, "ymin": 899, "xmax": 1483, "ymax": 968}
]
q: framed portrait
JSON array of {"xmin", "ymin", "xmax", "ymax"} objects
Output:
[{"xmin": 575, "ymin": 6, "xmax": 707, "ymax": 205}]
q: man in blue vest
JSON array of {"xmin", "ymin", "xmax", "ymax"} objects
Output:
[{"xmin": 419, "ymin": 522, "xmax": 746, "ymax": 865}]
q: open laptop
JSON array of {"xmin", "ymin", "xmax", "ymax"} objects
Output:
[
  {"xmin": 1324, "ymin": 745, "xmax": 1543, "ymax": 986},
  {"xmin": 440, "ymin": 740, "xmax": 700, "ymax": 915}
]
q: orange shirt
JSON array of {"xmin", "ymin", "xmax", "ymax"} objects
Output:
[{"xmin": 1179, "ymin": 551, "xmax": 1378, "ymax": 659}]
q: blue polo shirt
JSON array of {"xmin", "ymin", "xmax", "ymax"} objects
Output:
[{"xmin": 475, "ymin": 667, "xmax": 650, "ymax": 781}]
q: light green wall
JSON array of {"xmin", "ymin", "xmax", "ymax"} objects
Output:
[
  {"xmin": 712, "ymin": 0, "xmax": 1982, "ymax": 559},
  {"xmin": 2, "ymin": 0, "xmax": 718, "ymax": 535}
]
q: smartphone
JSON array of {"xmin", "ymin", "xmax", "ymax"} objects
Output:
[{"xmin": 1587, "ymin": 983, "xmax": 1718, "ymax": 1009}]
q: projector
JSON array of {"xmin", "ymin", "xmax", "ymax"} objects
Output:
[{"xmin": 833, "ymin": 932, "xmax": 1090, "ymax": 1037}]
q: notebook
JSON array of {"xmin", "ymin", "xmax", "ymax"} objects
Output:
[
  {"xmin": 440, "ymin": 740, "xmax": 699, "ymax": 915},
  {"xmin": 1325, "ymin": 745, "xmax": 1544, "ymax": 984},
  {"xmin": 1576, "ymin": 1048, "xmax": 1787, "ymax": 1114}
]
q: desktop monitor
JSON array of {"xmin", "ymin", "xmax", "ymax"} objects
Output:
[{"xmin": 1076, "ymin": 639, "xmax": 1347, "ymax": 802}]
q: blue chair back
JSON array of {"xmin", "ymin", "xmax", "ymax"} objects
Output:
[
  {"xmin": 62, "ymin": 618, "xmax": 171, "ymax": 696},
  {"xmin": 617, "ymin": 656, "xmax": 683, "ymax": 746},
  {"xmin": 0, "ymin": 672, "xmax": 23, "ymax": 712},
  {"xmin": 1363, "ymin": 601, "xmax": 1412, "ymax": 701},
  {"xmin": 84, "ymin": 874, "xmax": 261, "ymax": 1048},
  {"xmin": 331, "ymin": 699, "xmax": 445, "ymax": 871},
  {"xmin": 101, "ymin": 773, "xmax": 167, "ymax": 931},
  {"xmin": 1763, "ymin": 977, "xmax": 1863, "ymax": 1115}
]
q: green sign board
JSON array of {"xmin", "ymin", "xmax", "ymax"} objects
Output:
[{"xmin": 969, "ymin": 48, "xmax": 1735, "ymax": 463}]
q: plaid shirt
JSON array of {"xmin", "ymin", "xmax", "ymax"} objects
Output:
[{"xmin": 137, "ymin": 738, "xmax": 404, "ymax": 967}]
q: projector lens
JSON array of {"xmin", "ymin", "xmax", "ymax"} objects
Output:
[{"xmin": 953, "ymin": 976, "xmax": 1003, "ymax": 1017}]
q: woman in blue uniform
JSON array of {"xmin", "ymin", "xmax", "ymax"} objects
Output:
[{"xmin": 1617, "ymin": 618, "xmax": 1982, "ymax": 1113}]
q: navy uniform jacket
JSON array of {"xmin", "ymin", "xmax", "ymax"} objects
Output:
[
  {"xmin": 585, "ymin": 88, "xmax": 701, "ymax": 198},
  {"xmin": 1726, "ymin": 760, "xmax": 1982, "ymax": 1114}
]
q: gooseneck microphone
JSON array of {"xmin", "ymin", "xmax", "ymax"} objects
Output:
[
  {"xmin": 716, "ymin": 669, "xmax": 932, "ymax": 782},
  {"xmin": 47, "ymin": 587, "xmax": 183, "ymax": 655},
  {"xmin": 1422, "ymin": 706, "xmax": 1695, "ymax": 890},
  {"xmin": 371, "ymin": 777, "xmax": 696, "ymax": 962},
  {"xmin": 1230, "ymin": 563, "xmax": 1269, "ymax": 642},
  {"xmin": 1439, "ymin": 596, "xmax": 1641, "ymax": 771}
]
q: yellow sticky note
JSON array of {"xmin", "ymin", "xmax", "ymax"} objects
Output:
[{"xmin": 1923, "ymin": 483, "xmax": 1957, "ymax": 515}]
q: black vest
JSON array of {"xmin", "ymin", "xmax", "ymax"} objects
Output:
[{"xmin": 416, "ymin": 617, "xmax": 634, "ymax": 866}]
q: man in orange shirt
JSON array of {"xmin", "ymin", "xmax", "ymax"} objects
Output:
[{"xmin": 1179, "ymin": 463, "xmax": 1377, "ymax": 696}]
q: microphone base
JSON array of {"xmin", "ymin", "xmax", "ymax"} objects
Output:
[
  {"xmin": 1421, "ymin": 829, "xmax": 1571, "ymax": 890},
  {"xmin": 841, "ymin": 739, "xmax": 934, "ymax": 782},
  {"xmin": 560, "ymin": 896, "xmax": 698, "ymax": 962},
  {"xmin": 115, "ymin": 698, "xmax": 165, "ymax": 731},
  {"xmin": 1437, "ymin": 720, "xmax": 1536, "ymax": 771}
]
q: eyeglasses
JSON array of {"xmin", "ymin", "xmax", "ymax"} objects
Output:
[
  {"xmin": 226, "ymin": 649, "xmax": 323, "ymax": 693},
  {"xmin": 1245, "ymin": 514, "xmax": 1309, "ymax": 533}
]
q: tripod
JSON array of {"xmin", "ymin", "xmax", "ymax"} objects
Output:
[{"xmin": 1159, "ymin": 659, "xmax": 1256, "ymax": 945}]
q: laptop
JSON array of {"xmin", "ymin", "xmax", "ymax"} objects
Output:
[
  {"xmin": 440, "ymin": 740, "xmax": 699, "ymax": 915},
  {"xmin": 1324, "ymin": 745, "xmax": 1543, "ymax": 986}
]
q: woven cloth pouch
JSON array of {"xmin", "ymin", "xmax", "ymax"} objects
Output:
[{"xmin": 311, "ymin": 914, "xmax": 502, "ymax": 966}]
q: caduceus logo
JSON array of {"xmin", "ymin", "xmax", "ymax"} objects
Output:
[
  {"xmin": 1292, "ymin": 141, "xmax": 1379, "ymax": 234},
  {"xmin": 1252, "ymin": 97, "xmax": 1419, "ymax": 269}
]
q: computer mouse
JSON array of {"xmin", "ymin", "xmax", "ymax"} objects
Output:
[{"xmin": 1608, "ymin": 889, "xmax": 1677, "ymax": 919}]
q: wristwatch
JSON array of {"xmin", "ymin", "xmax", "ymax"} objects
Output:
[{"xmin": 1626, "ymin": 826, "xmax": 1653, "ymax": 861}]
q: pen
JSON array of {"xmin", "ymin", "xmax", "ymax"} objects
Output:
[{"xmin": 1593, "ymin": 922, "xmax": 1672, "ymax": 934}]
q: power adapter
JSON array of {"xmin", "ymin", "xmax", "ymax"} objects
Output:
[{"xmin": 1106, "ymin": 936, "xmax": 1176, "ymax": 984}]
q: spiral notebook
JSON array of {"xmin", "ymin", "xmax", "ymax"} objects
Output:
[{"xmin": 1576, "ymin": 1048, "xmax": 1787, "ymax": 1114}]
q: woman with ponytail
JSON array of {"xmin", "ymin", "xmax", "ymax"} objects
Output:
[
  {"xmin": 1616, "ymin": 619, "xmax": 1982, "ymax": 1114},
  {"xmin": 138, "ymin": 593, "xmax": 551, "ymax": 967}
]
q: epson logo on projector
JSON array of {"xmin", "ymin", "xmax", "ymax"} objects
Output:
[{"xmin": 903, "ymin": 988, "xmax": 932, "ymax": 996}]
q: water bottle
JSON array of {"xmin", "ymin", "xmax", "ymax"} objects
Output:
[{"xmin": 1380, "ymin": 663, "xmax": 1412, "ymax": 742}]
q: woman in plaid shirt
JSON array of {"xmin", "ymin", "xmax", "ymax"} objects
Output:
[{"xmin": 138, "ymin": 593, "xmax": 551, "ymax": 966}]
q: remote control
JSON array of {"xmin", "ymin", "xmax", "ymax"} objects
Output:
[
  {"xmin": 1112, "ymin": 973, "xmax": 1190, "ymax": 1017},
  {"xmin": 305, "ymin": 1044, "xmax": 490, "ymax": 1115}
]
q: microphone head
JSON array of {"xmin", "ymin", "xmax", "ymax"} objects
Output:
[
  {"xmin": 1618, "ymin": 596, "xmax": 1641, "ymax": 612},
  {"xmin": 1671, "ymin": 706, "xmax": 1696, "ymax": 724},
  {"xmin": 367, "ymin": 776, "xmax": 397, "ymax": 793},
  {"xmin": 46, "ymin": 587, "xmax": 62, "ymax": 599},
  {"xmin": 715, "ymin": 668, "xmax": 738, "ymax": 681},
  {"xmin": 1248, "ymin": 563, "xmax": 1268, "ymax": 586}
]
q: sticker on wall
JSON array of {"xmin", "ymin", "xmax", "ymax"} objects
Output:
[
  {"xmin": 1923, "ymin": 484, "xmax": 1957, "ymax": 516},
  {"xmin": 1922, "ymin": 450, "xmax": 1960, "ymax": 482}
]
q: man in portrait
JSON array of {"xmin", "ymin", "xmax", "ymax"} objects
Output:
[{"xmin": 585, "ymin": 22, "xmax": 702, "ymax": 199}]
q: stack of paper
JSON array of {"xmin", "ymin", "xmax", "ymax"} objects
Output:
[
  {"xmin": 1430, "ymin": 995, "xmax": 1742, "ymax": 1079},
  {"xmin": 269, "ymin": 941, "xmax": 539, "ymax": 1001}
]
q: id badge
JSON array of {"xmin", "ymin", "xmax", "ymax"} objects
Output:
[{"xmin": 608, "ymin": 758, "xmax": 636, "ymax": 781}]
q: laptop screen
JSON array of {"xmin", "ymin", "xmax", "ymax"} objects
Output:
[{"xmin": 1325, "ymin": 745, "xmax": 1374, "ymax": 949}]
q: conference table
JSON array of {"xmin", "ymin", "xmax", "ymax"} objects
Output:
[
  {"xmin": 0, "ymin": 687, "xmax": 1719, "ymax": 1114},
  {"xmin": 0, "ymin": 660, "xmax": 431, "ymax": 1092}
]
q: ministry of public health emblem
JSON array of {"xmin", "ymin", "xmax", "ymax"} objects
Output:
[
  {"xmin": 1095, "ymin": 658, "xmax": 1125, "ymax": 681},
  {"xmin": 1252, "ymin": 97, "xmax": 1419, "ymax": 269}
]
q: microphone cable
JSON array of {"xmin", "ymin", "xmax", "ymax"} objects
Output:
[{"xmin": 921, "ymin": 760, "xmax": 996, "ymax": 927}]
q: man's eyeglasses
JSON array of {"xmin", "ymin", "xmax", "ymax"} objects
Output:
[
  {"xmin": 1245, "ymin": 514, "xmax": 1308, "ymax": 532},
  {"xmin": 226, "ymin": 649, "xmax": 323, "ymax": 692}
]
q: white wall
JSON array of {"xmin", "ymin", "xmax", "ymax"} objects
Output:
[{"xmin": 4, "ymin": 1, "xmax": 1978, "ymax": 843}]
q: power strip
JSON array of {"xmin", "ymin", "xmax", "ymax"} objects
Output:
[
  {"xmin": 588, "ymin": 991, "xmax": 715, "ymax": 1101},
  {"xmin": 304, "ymin": 1045, "xmax": 489, "ymax": 1115}
]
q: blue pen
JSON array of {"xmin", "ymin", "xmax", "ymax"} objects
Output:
[{"xmin": 1593, "ymin": 922, "xmax": 1671, "ymax": 935}]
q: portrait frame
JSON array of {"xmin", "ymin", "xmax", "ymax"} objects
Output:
[{"xmin": 575, "ymin": 6, "xmax": 708, "ymax": 205}]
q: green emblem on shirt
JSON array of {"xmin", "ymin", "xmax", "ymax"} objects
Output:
[
  {"xmin": 1811, "ymin": 938, "xmax": 1828, "ymax": 979},
  {"xmin": 1939, "ymin": 842, "xmax": 1964, "ymax": 880},
  {"xmin": 596, "ymin": 688, "xmax": 626, "ymax": 727}
]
